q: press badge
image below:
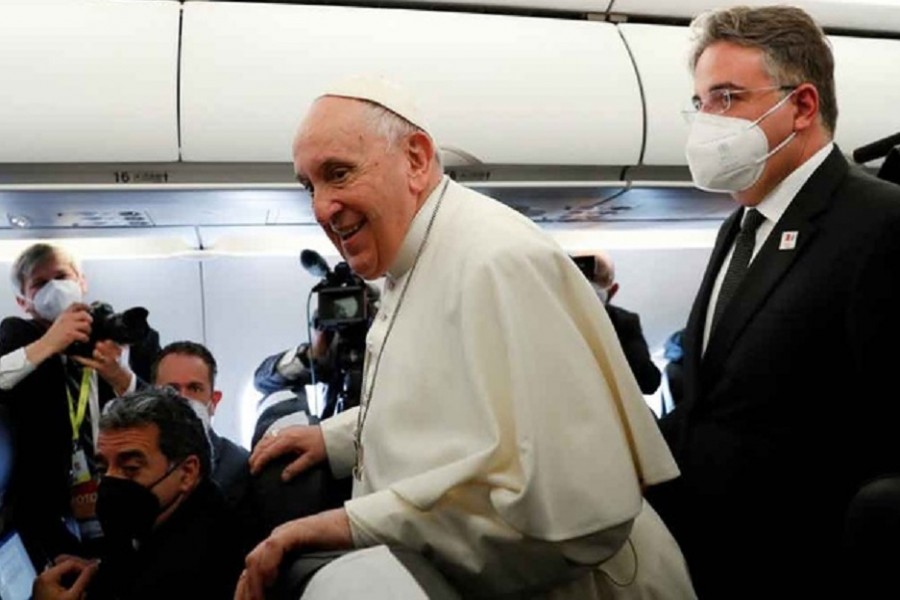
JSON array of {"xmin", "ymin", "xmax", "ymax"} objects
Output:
[
  {"xmin": 70, "ymin": 447, "xmax": 92, "ymax": 486},
  {"xmin": 70, "ymin": 477, "xmax": 101, "ymax": 541},
  {"xmin": 779, "ymin": 231, "xmax": 798, "ymax": 250}
]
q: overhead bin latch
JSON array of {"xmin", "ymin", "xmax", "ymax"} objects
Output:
[{"xmin": 586, "ymin": 13, "xmax": 628, "ymax": 24}]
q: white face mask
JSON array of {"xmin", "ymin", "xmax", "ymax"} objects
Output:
[
  {"xmin": 185, "ymin": 398, "xmax": 212, "ymax": 432},
  {"xmin": 685, "ymin": 91, "xmax": 797, "ymax": 193},
  {"xmin": 30, "ymin": 279, "xmax": 83, "ymax": 321},
  {"xmin": 591, "ymin": 282, "xmax": 610, "ymax": 305}
]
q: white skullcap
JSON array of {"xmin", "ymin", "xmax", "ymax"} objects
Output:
[{"xmin": 320, "ymin": 75, "xmax": 432, "ymax": 136}]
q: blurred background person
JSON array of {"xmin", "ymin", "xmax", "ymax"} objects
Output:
[
  {"xmin": 151, "ymin": 341, "xmax": 250, "ymax": 510},
  {"xmin": 573, "ymin": 251, "xmax": 661, "ymax": 394}
]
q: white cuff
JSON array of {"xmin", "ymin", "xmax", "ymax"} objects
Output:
[
  {"xmin": 276, "ymin": 346, "xmax": 305, "ymax": 379},
  {"xmin": 320, "ymin": 407, "xmax": 360, "ymax": 479},
  {"xmin": 345, "ymin": 488, "xmax": 409, "ymax": 548},
  {"xmin": 0, "ymin": 347, "xmax": 37, "ymax": 390}
]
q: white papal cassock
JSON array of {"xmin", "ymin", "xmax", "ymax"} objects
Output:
[{"xmin": 321, "ymin": 177, "xmax": 695, "ymax": 599}]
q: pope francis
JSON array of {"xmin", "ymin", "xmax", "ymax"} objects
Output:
[{"xmin": 238, "ymin": 76, "xmax": 696, "ymax": 600}]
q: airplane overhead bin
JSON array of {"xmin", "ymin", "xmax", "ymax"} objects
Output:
[
  {"xmin": 179, "ymin": 2, "xmax": 644, "ymax": 169},
  {"xmin": 0, "ymin": 0, "xmax": 898, "ymax": 177},
  {"xmin": 0, "ymin": 1, "xmax": 180, "ymax": 163},
  {"xmin": 338, "ymin": 0, "xmax": 608, "ymax": 12},
  {"xmin": 0, "ymin": 0, "xmax": 897, "ymax": 224},
  {"xmin": 617, "ymin": 25, "xmax": 693, "ymax": 167},
  {"xmin": 612, "ymin": 0, "xmax": 900, "ymax": 36}
]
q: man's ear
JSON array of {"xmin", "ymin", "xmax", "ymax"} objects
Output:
[
  {"xmin": 177, "ymin": 455, "xmax": 201, "ymax": 492},
  {"xmin": 406, "ymin": 130, "xmax": 437, "ymax": 194},
  {"xmin": 792, "ymin": 82, "xmax": 820, "ymax": 132},
  {"xmin": 608, "ymin": 282, "xmax": 620, "ymax": 302},
  {"xmin": 15, "ymin": 294, "xmax": 28, "ymax": 312},
  {"xmin": 209, "ymin": 391, "xmax": 222, "ymax": 415}
]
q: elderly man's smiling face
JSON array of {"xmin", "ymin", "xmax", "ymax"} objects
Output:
[{"xmin": 293, "ymin": 97, "xmax": 423, "ymax": 280}]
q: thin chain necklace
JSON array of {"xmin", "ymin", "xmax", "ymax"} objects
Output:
[{"xmin": 353, "ymin": 178, "xmax": 450, "ymax": 481}]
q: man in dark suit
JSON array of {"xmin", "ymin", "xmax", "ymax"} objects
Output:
[
  {"xmin": 0, "ymin": 243, "xmax": 147, "ymax": 563},
  {"xmin": 580, "ymin": 251, "xmax": 661, "ymax": 395},
  {"xmin": 648, "ymin": 6, "xmax": 900, "ymax": 599},
  {"xmin": 151, "ymin": 341, "xmax": 250, "ymax": 510}
]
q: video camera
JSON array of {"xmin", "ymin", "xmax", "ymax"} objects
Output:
[
  {"xmin": 301, "ymin": 250, "xmax": 376, "ymax": 331},
  {"xmin": 300, "ymin": 249, "xmax": 379, "ymax": 415},
  {"xmin": 67, "ymin": 301, "xmax": 151, "ymax": 359},
  {"xmin": 571, "ymin": 255, "xmax": 596, "ymax": 282}
]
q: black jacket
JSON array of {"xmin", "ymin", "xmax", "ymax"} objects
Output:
[
  {"xmin": 91, "ymin": 479, "xmax": 245, "ymax": 600},
  {"xmin": 651, "ymin": 148, "xmax": 900, "ymax": 598},
  {"xmin": 210, "ymin": 430, "xmax": 250, "ymax": 510},
  {"xmin": 605, "ymin": 304, "xmax": 661, "ymax": 394},
  {"xmin": 0, "ymin": 317, "xmax": 117, "ymax": 562}
]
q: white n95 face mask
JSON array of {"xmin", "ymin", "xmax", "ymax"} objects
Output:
[
  {"xmin": 31, "ymin": 279, "xmax": 83, "ymax": 321},
  {"xmin": 591, "ymin": 282, "xmax": 610, "ymax": 305},
  {"xmin": 685, "ymin": 92, "xmax": 797, "ymax": 193},
  {"xmin": 185, "ymin": 398, "xmax": 212, "ymax": 432}
]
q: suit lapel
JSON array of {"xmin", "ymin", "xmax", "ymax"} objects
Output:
[
  {"xmin": 683, "ymin": 209, "xmax": 741, "ymax": 395},
  {"xmin": 702, "ymin": 147, "xmax": 848, "ymax": 375},
  {"xmin": 668, "ymin": 209, "xmax": 741, "ymax": 445}
]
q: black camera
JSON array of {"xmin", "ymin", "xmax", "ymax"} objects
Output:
[
  {"xmin": 67, "ymin": 302, "xmax": 151, "ymax": 358},
  {"xmin": 315, "ymin": 265, "xmax": 373, "ymax": 330},
  {"xmin": 301, "ymin": 250, "xmax": 376, "ymax": 332},
  {"xmin": 299, "ymin": 250, "xmax": 379, "ymax": 415},
  {"xmin": 571, "ymin": 255, "xmax": 596, "ymax": 282}
]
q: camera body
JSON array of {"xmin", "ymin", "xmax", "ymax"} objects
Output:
[
  {"xmin": 313, "ymin": 262, "xmax": 375, "ymax": 332},
  {"xmin": 571, "ymin": 255, "xmax": 596, "ymax": 282},
  {"xmin": 67, "ymin": 302, "xmax": 151, "ymax": 359},
  {"xmin": 303, "ymin": 253, "xmax": 379, "ymax": 415}
]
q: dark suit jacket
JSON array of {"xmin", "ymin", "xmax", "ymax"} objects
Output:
[
  {"xmin": 210, "ymin": 430, "xmax": 250, "ymax": 510},
  {"xmin": 652, "ymin": 148, "xmax": 900, "ymax": 598},
  {"xmin": 605, "ymin": 304, "xmax": 661, "ymax": 394},
  {"xmin": 0, "ymin": 317, "xmax": 117, "ymax": 563}
]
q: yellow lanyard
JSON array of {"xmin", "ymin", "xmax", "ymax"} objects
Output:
[{"xmin": 67, "ymin": 367, "xmax": 93, "ymax": 443}]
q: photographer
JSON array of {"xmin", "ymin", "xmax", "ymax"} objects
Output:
[
  {"xmin": 254, "ymin": 255, "xmax": 378, "ymax": 432},
  {"xmin": 0, "ymin": 243, "xmax": 157, "ymax": 564}
]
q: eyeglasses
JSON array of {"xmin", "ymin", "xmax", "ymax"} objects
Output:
[{"xmin": 684, "ymin": 85, "xmax": 797, "ymax": 120}]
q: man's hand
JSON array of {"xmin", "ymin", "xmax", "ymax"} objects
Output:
[
  {"xmin": 33, "ymin": 557, "xmax": 99, "ymax": 600},
  {"xmin": 234, "ymin": 508, "xmax": 352, "ymax": 600},
  {"xmin": 72, "ymin": 340, "xmax": 134, "ymax": 396},
  {"xmin": 309, "ymin": 329, "xmax": 334, "ymax": 360},
  {"xmin": 249, "ymin": 425, "xmax": 327, "ymax": 481},
  {"xmin": 24, "ymin": 304, "xmax": 92, "ymax": 366}
]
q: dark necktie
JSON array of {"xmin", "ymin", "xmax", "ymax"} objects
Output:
[{"xmin": 712, "ymin": 208, "xmax": 766, "ymax": 329}]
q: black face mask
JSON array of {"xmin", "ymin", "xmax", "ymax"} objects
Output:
[{"xmin": 96, "ymin": 462, "xmax": 182, "ymax": 543}]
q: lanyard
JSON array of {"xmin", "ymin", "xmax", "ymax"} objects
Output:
[{"xmin": 67, "ymin": 367, "xmax": 93, "ymax": 443}]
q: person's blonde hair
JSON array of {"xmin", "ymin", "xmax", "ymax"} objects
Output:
[{"xmin": 10, "ymin": 243, "xmax": 81, "ymax": 295}]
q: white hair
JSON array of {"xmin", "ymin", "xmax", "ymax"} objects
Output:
[{"xmin": 360, "ymin": 102, "xmax": 443, "ymax": 170}]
